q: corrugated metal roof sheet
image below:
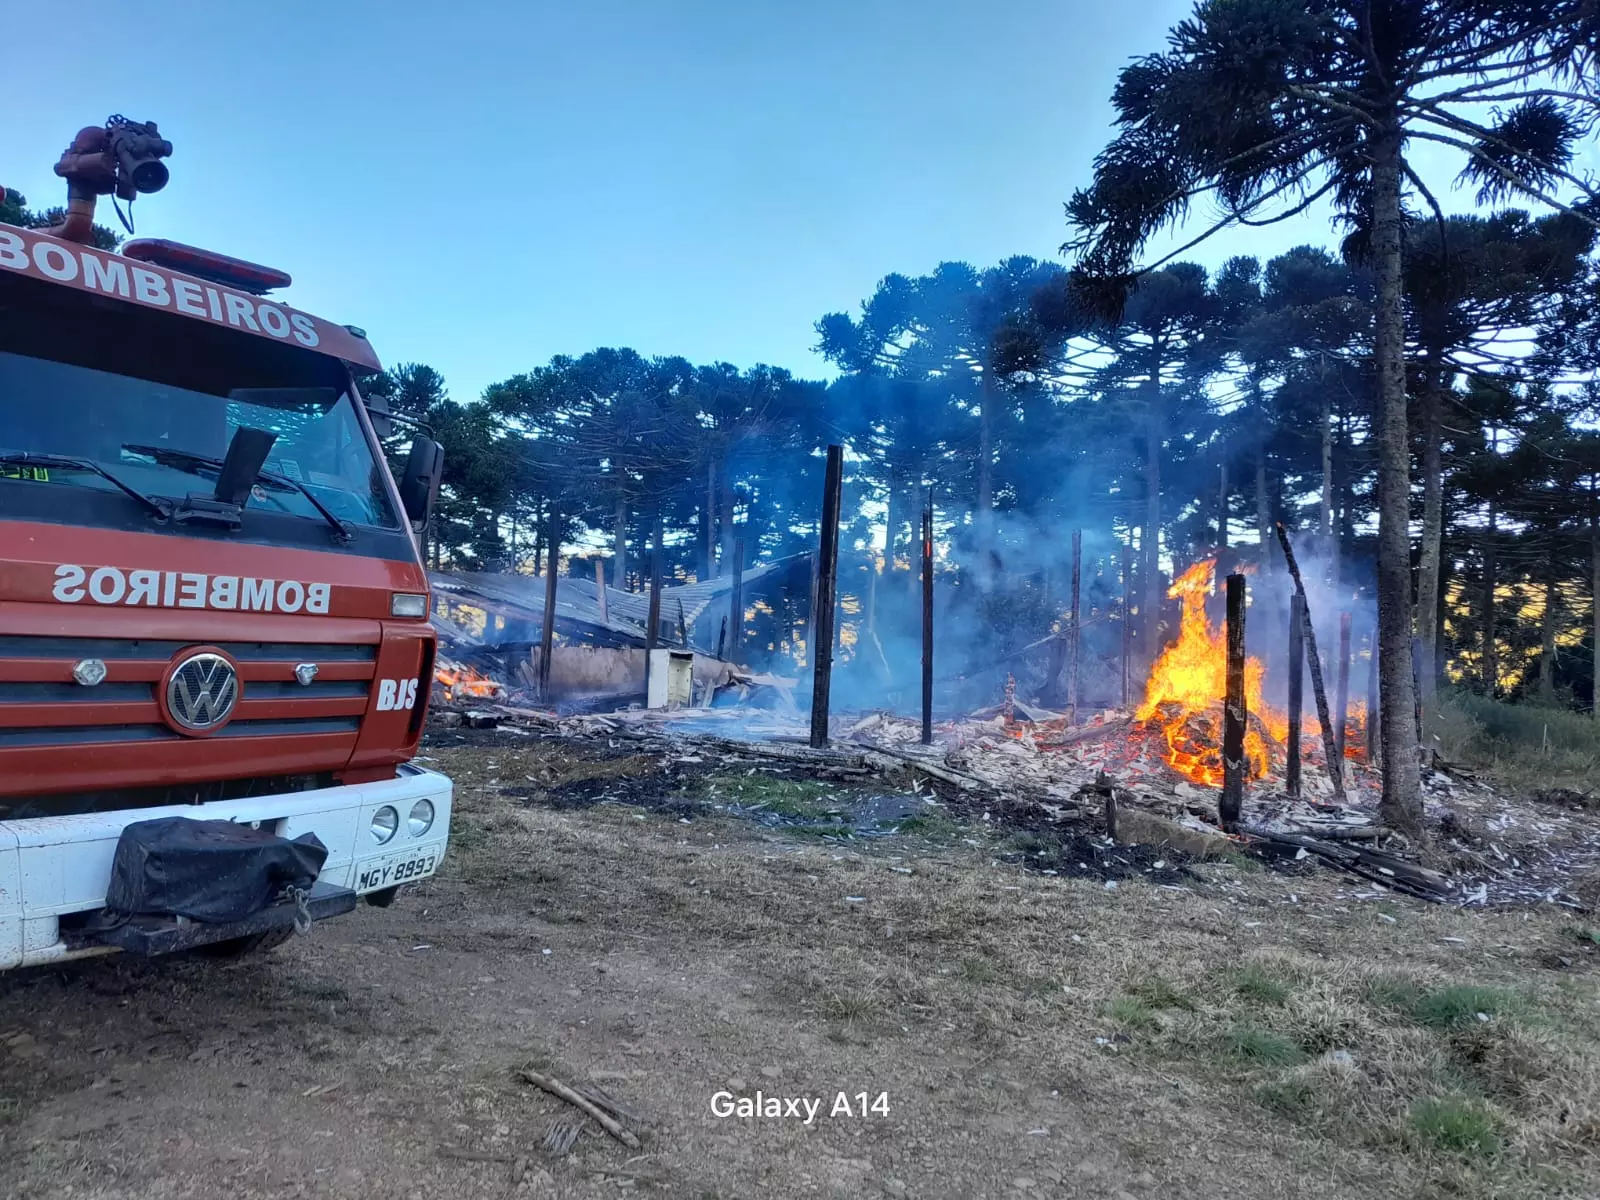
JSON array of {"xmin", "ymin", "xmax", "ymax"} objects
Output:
[{"xmin": 429, "ymin": 554, "xmax": 809, "ymax": 652}]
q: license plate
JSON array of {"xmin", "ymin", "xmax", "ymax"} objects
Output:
[{"xmin": 355, "ymin": 850, "xmax": 438, "ymax": 892}]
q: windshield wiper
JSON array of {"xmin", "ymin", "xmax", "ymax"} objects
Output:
[
  {"xmin": 0, "ymin": 451, "xmax": 172, "ymax": 520},
  {"xmin": 121, "ymin": 443, "xmax": 354, "ymax": 544}
]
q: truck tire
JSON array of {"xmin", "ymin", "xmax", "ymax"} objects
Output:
[
  {"xmin": 364, "ymin": 886, "xmax": 401, "ymax": 908},
  {"xmin": 193, "ymin": 927, "xmax": 297, "ymax": 959}
]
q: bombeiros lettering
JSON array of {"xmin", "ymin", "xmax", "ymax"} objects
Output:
[
  {"xmin": 0, "ymin": 228, "xmax": 322, "ymax": 349},
  {"xmin": 52, "ymin": 564, "xmax": 331, "ymax": 613}
]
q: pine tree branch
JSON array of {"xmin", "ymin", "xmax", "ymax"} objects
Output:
[
  {"xmin": 1406, "ymin": 104, "xmax": 1600, "ymax": 209},
  {"xmin": 1403, "ymin": 127, "xmax": 1600, "ymax": 232}
]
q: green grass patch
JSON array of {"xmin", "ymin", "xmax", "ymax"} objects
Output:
[
  {"xmin": 1106, "ymin": 995, "xmax": 1158, "ymax": 1032},
  {"xmin": 700, "ymin": 773, "xmax": 843, "ymax": 818},
  {"xmin": 784, "ymin": 823, "xmax": 854, "ymax": 841},
  {"xmin": 892, "ymin": 813, "xmax": 963, "ymax": 839},
  {"xmin": 1408, "ymin": 1096, "xmax": 1501, "ymax": 1158},
  {"xmin": 1001, "ymin": 831, "xmax": 1054, "ymax": 855},
  {"xmin": 1221, "ymin": 1026, "xmax": 1308, "ymax": 1067},
  {"xmin": 1214, "ymin": 847, "xmax": 1264, "ymax": 873},
  {"xmin": 1229, "ymin": 963, "xmax": 1292, "ymax": 1006},
  {"xmin": 1365, "ymin": 974, "xmax": 1425, "ymax": 1012},
  {"xmin": 958, "ymin": 956, "xmax": 1002, "ymax": 985},
  {"xmin": 1432, "ymin": 688, "xmax": 1600, "ymax": 793},
  {"xmin": 1126, "ymin": 976, "xmax": 1195, "ymax": 1011},
  {"xmin": 1367, "ymin": 976, "xmax": 1523, "ymax": 1030},
  {"xmin": 1409, "ymin": 985, "xmax": 1517, "ymax": 1030},
  {"xmin": 1255, "ymin": 1076, "xmax": 1318, "ymax": 1120}
]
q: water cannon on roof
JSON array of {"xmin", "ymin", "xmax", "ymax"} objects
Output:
[
  {"xmin": 42, "ymin": 115, "xmax": 293, "ymax": 295},
  {"xmin": 49, "ymin": 115, "xmax": 172, "ymax": 244}
]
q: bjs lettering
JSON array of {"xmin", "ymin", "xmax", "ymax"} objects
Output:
[
  {"xmin": 52, "ymin": 565, "xmax": 331, "ymax": 614},
  {"xmin": 375, "ymin": 678, "xmax": 419, "ymax": 712}
]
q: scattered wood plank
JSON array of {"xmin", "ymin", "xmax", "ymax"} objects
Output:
[
  {"xmin": 1241, "ymin": 826, "xmax": 1452, "ymax": 902},
  {"xmin": 852, "ymin": 743, "xmax": 989, "ymax": 793}
]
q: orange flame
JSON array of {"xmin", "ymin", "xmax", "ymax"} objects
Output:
[
  {"xmin": 434, "ymin": 662, "xmax": 505, "ymax": 703},
  {"xmin": 1136, "ymin": 560, "xmax": 1274, "ymax": 786},
  {"xmin": 1134, "ymin": 560, "xmax": 1377, "ymax": 785}
]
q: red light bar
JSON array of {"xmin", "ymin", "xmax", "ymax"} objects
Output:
[{"xmin": 122, "ymin": 238, "xmax": 291, "ymax": 295}]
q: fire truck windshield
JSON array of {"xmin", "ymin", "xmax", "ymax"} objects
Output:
[{"xmin": 0, "ymin": 349, "xmax": 400, "ymax": 533}]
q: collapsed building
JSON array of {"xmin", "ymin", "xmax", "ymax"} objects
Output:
[{"xmin": 428, "ymin": 556, "xmax": 812, "ymax": 711}]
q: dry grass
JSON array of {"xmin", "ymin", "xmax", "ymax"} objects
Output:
[{"xmin": 427, "ymin": 739, "xmax": 1600, "ymax": 1199}]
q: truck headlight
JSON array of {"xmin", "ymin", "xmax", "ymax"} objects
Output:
[
  {"xmin": 370, "ymin": 805, "xmax": 399, "ymax": 844},
  {"xmin": 391, "ymin": 593, "xmax": 429, "ymax": 617},
  {"xmin": 408, "ymin": 799, "xmax": 435, "ymax": 838}
]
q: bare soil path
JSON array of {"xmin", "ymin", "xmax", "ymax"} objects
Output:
[{"xmin": 3, "ymin": 734, "xmax": 1597, "ymax": 1199}]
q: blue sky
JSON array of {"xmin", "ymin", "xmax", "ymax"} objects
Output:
[{"xmin": 5, "ymin": 0, "xmax": 1547, "ymax": 402}]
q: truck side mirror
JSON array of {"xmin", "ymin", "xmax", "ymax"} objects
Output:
[
  {"xmin": 364, "ymin": 390, "xmax": 394, "ymax": 439},
  {"xmin": 398, "ymin": 437, "xmax": 443, "ymax": 526}
]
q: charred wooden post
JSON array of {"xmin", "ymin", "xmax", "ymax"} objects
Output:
[
  {"xmin": 810, "ymin": 444, "xmax": 844, "ymax": 748},
  {"xmin": 1068, "ymin": 529, "xmax": 1082, "ymax": 723},
  {"xmin": 1274, "ymin": 522, "xmax": 1346, "ymax": 801},
  {"xmin": 729, "ymin": 537, "xmax": 745, "ymax": 658},
  {"xmin": 1366, "ymin": 630, "xmax": 1380, "ymax": 761},
  {"xmin": 921, "ymin": 500, "xmax": 934, "ymax": 745},
  {"xmin": 1335, "ymin": 611, "xmax": 1352, "ymax": 760},
  {"xmin": 1221, "ymin": 572, "xmax": 1248, "ymax": 830},
  {"xmin": 538, "ymin": 506, "xmax": 560, "ymax": 703},
  {"xmin": 1120, "ymin": 541, "xmax": 1133, "ymax": 709},
  {"xmin": 593, "ymin": 558, "xmax": 608, "ymax": 624},
  {"xmin": 1287, "ymin": 592, "xmax": 1305, "ymax": 799}
]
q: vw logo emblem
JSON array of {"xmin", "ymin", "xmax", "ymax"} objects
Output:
[{"xmin": 166, "ymin": 651, "xmax": 240, "ymax": 732}]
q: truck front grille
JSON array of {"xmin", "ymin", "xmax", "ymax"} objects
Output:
[
  {"xmin": 0, "ymin": 635, "xmax": 377, "ymax": 751},
  {"xmin": 0, "ymin": 716, "xmax": 363, "ymax": 748}
]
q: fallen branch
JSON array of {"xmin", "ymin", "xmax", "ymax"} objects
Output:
[
  {"xmin": 436, "ymin": 1147, "xmax": 517, "ymax": 1164},
  {"xmin": 517, "ymin": 1069, "xmax": 642, "ymax": 1149}
]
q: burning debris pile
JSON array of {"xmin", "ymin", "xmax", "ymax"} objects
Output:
[
  {"xmin": 434, "ymin": 656, "xmax": 508, "ymax": 705},
  {"xmin": 1134, "ymin": 559, "xmax": 1369, "ymax": 793},
  {"xmin": 434, "ymin": 694, "xmax": 1595, "ymax": 909},
  {"xmin": 426, "ymin": 554, "xmax": 1593, "ymax": 908}
]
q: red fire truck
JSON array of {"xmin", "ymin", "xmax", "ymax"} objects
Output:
[{"xmin": 0, "ymin": 119, "xmax": 451, "ymax": 968}]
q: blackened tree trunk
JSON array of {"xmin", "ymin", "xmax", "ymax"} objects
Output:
[
  {"xmin": 1481, "ymin": 507, "xmax": 1498, "ymax": 697},
  {"xmin": 1370, "ymin": 130, "xmax": 1423, "ymax": 837},
  {"xmin": 612, "ymin": 495, "xmax": 628, "ymax": 589},
  {"xmin": 718, "ymin": 458, "xmax": 735, "ymax": 576},
  {"xmin": 1218, "ymin": 462, "xmax": 1229, "ymax": 550},
  {"xmin": 704, "ymin": 461, "xmax": 717, "ymax": 581},
  {"xmin": 1593, "ymin": 506, "xmax": 1600, "ymax": 721},
  {"xmin": 1319, "ymin": 390, "xmax": 1334, "ymax": 545},
  {"xmin": 883, "ymin": 466, "xmax": 902, "ymax": 574},
  {"xmin": 1415, "ymin": 372, "xmax": 1445, "ymax": 710},
  {"xmin": 977, "ymin": 370, "xmax": 996, "ymax": 526},
  {"xmin": 1143, "ymin": 364, "xmax": 1165, "ymax": 660},
  {"xmin": 1540, "ymin": 573, "xmax": 1559, "ymax": 706},
  {"xmin": 1256, "ymin": 451, "xmax": 1271, "ymax": 550}
]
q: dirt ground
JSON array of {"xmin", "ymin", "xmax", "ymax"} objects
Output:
[{"xmin": 3, "ymin": 729, "xmax": 1599, "ymax": 1200}]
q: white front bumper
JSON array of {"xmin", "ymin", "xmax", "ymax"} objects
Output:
[{"xmin": 0, "ymin": 765, "xmax": 452, "ymax": 970}]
